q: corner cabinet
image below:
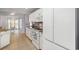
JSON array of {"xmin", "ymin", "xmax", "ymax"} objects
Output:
[{"xmin": 42, "ymin": 8, "xmax": 76, "ymax": 50}]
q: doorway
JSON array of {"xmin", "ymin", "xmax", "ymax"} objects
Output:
[{"xmin": 8, "ymin": 18, "xmax": 22, "ymax": 33}]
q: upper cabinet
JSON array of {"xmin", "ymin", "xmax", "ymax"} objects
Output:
[
  {"xmin": 54, "ymin": 8, "xmax": 75, "ymax": 49},
  {"xmin": 29, "ymin": 9, "xmax": 42, "ymax": 22}
]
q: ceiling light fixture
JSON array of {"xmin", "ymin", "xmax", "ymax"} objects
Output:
[
  {"xmin": 10, "ymin": 12, "xmax": 15, "ymax": 15},
  {"xmin": 25, "ymin": 8, "xmax": 28, "ymax": 9}
]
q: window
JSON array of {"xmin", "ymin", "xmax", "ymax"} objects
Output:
[
  {"xmin": 8, "ymin": 19, "xmax": 22, "ymax": 29},
  {"xmin": 8, "ymin": 19, "xmax": 10, "ymax": 29},
  {"xmin": 19, "ymin": 19, "xmax": 22, "ymax": 29}
]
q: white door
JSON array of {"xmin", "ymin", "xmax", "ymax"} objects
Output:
[{"xmin": 54, "ymin": 8, "xmax": 75, "ymax": 49}]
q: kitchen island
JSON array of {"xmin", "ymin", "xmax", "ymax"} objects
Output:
[{"xmin": 0, "ymin": 29, "xmax": 10, "ymax": 49}]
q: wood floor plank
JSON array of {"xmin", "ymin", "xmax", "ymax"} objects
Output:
[{"xmin": 3, "ymin": 31, "xmax": 36, "ymax": 50}]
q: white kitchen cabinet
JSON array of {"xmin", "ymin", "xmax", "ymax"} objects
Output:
[
  {"xmin": 0, "ymin": 31, "xmax": 10, "ymax": 48},
  {"xmin": 42, "ymin": 38, "xmax": 65, "ymax": 50},
  {"xmin": 29, "ymin": 9, "xmax": 43, "ymax": 49},
  {"xmin": 43, "ymin": 8, "xmax": 54, "ymax": 42},
  {"xmin": 26, "ymin": 28, "xmax": 32, "ymax": 40},
  {"xmin": 31, "ymin": 29, "xmax": 42, "ymax": 49},
  {"xmin": 29, "ymin": 9, "xmax": 42, "ymax": 22},
  {"xmin": 42, "ymin": 8, "xmax": 76, "ymax": 50},
  {"xmin": 54, "ymin": 8, "xmax": 76, "ymax": 49}
]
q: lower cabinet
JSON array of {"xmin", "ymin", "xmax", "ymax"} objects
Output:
[
  {"xmin": 32, "ymin": 40, "xmax": 40, "ymax": 49},
  {"xmin": 42, "ymin": 38, "xmax": 65, "ymax": 50},
  {"xmin": 0, "ymin": 31, "xmax": 10, "ymax": 48},
  {"xmin": 26, "ymin": 28, "xmax": 32, "ymax": 40},
  {"xmin": 26, "ymin": 27, "xmax": 42, "ymax": 49}
]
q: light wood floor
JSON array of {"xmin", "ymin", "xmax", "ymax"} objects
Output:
[{"xmin": 2, "ymin": 31, "xmax": 36, "ymax": 50}]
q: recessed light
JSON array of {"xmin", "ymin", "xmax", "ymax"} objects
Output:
[
  {"xmin": 25, "ymin": 8, "xmax": 28, "ymax": 9},
  {"xmin": 10, "ymin": 12, "xmax": 15, "ymax": 15}
]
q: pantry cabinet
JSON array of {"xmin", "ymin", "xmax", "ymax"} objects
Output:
[
  {"xmin": 54, "ymin": 8, "xmax": 75, "ymax": 49},
  {"xmin": 43, "ymin": 8, "xmax": 76, "ymax": 50}
]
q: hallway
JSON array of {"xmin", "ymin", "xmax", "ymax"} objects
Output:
[{"xmin": 2, "ymin": 31, "xmax": 36, "ymax": 50}]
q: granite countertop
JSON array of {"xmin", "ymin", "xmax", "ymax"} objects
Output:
[{"xmin": 0, "ymin": 29, "xmax": 8, "ymax": 32}]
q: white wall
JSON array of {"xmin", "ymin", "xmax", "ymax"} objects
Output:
[
  {"xmin": 0, "ymin": 16, "xmax": 8, "ymax": 29},
  {"xmin": 0, "ymin": 16, "xmax": 2, "ymax": 27}
]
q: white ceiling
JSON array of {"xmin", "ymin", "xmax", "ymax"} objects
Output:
[{"xmin": 0, "ymin": 8, "xmax": 38, "ymax": 15}]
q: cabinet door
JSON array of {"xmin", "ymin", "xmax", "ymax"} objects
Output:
[
  {"xmin": 35, "ymin": 9, "xmax": 42, "ymax": 21},
  {"xmin": 29, "ymin": 13, "xmax": 35, "ymax": 22},
  {"xmin": 29, "ymin": 9, "xmax": 42, "ymax": 22},
  {"xmin": 43, "ymin": 8, "xmax": 54, "ymax": 42},
  {"xmin": 54, "ymin": 8, "xmax": 75, "ymax": 49}
]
